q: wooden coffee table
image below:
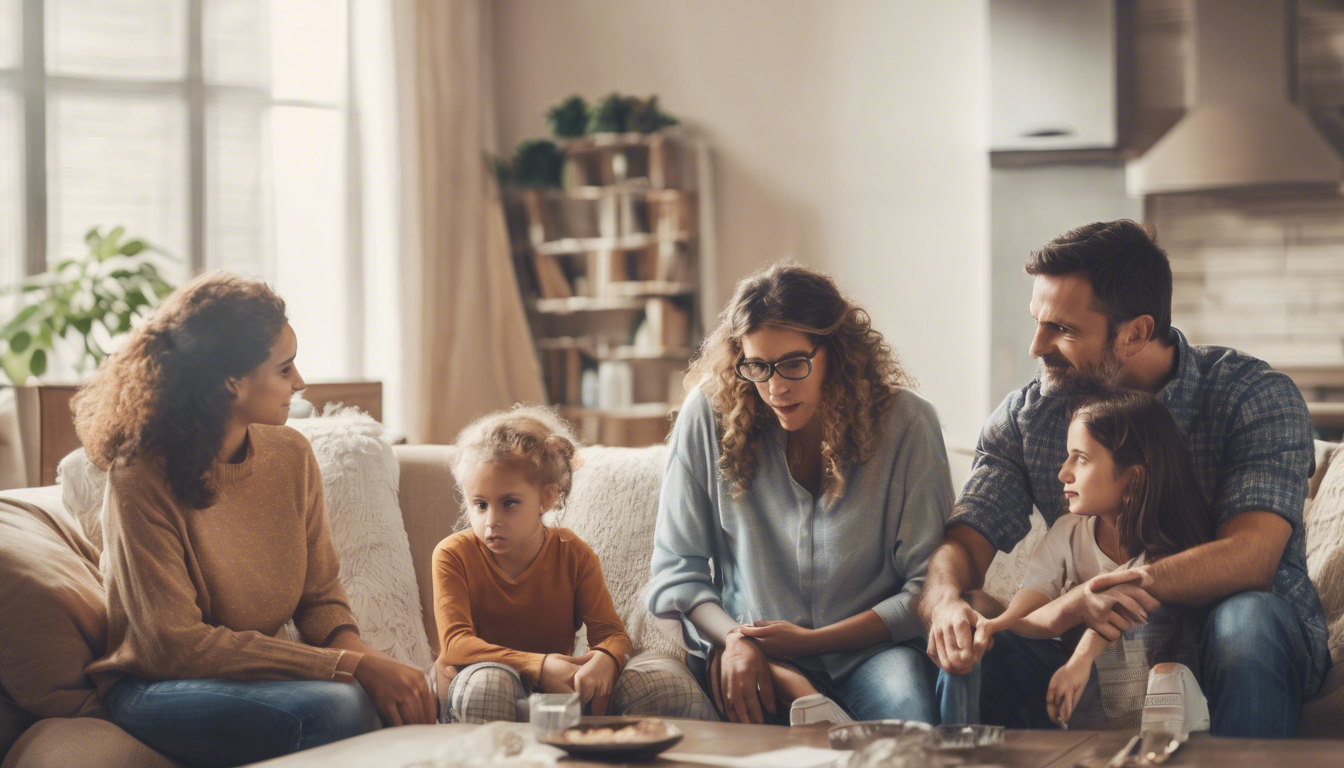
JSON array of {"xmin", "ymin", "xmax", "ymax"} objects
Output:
[
  {"xmin": 655, "ymin": 721, "xmax": 1344, "ymax": 768},
  {"xmin": 252, "ymin": 720, "xmax": 1344, "ymax": 767}
]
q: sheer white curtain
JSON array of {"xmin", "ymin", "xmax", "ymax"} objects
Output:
[{"xmin": 391, "ymin": 0, "xmax": 543, "ymax": 444}]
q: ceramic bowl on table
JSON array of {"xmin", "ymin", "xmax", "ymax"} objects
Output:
[{"xmin": 537, "ymin": 718, "xmax": 683, "ymax": 762}]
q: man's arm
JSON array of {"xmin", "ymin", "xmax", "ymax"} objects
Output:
[
  {"xmin": 1090, "ymin": 369, "xmax": 1312, "ymax": 606},
  {"xmin": 1092, "ymin": 512, "xmax": 1290, "ymax": 605},
  {"xmin": 918, "ymin": 522, "xmax": 997, "ymax": 675}
]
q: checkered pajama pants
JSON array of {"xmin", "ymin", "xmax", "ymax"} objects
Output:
[{"xmin": 444, "ymin": 652, "xmax": 719, "ymax": 724}]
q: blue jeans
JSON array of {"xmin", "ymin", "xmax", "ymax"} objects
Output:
[
  {"xmin": 692, "ymin": 638, "xmax": 979, "ymax": 725},
  {"xmin": 818, "ymin": 640, "xmax": 980, "ymax": 724},
  {"xmin": 104, "ymin": 675, "xmax": 379, "ymax": 767},
  {"xmin": 978, "ymin": 592, "xmax": 1312, "ymax": 737}
]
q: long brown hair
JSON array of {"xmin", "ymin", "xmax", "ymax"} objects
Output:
[
  {"xmin": 1069, "ymin": 391, "xmax": 1210, "ymax": 561},
  {"xmin": 72, "ymin": 272, "xmax": 288, "ymax": 509},
  {"xmin": 684, "ymin": 261, "xmax": 911, "ymax": 498}
]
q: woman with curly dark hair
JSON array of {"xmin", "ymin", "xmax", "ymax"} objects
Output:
[
  {"xmin": 78, "ymin": 272, "xmax": 434, "ymax": 767},
  {"xmin": 648, "ymin": 262, "xmax": 975, "ymax": 726}
]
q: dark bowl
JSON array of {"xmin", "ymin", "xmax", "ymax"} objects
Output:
[{"xmin": 537, "ymin": 718, "xmax": 684, "ymax": 763}]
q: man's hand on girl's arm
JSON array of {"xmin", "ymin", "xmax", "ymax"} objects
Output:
[
  {"xmin": 1063, "ymin": 570, "xmax": 1158, "ymax": 641},
  {"xmin": 1091, "ymin": 512, "xmax": 1289, "ymax": 607}
]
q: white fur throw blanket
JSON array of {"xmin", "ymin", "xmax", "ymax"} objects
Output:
[
  {"xmin": 57, "ymin": 410, "xmax": 433, "ymax": 671},
  {"xmin": 560, "ymin": 444, "xmax": 686, "ymax": 661}
]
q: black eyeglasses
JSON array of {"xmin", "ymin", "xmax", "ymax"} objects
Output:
[{"xmin": 735, "ymin": 346, "xmax": 820, "ymax": 383}]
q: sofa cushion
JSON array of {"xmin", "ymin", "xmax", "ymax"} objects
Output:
[
  {"xmin": 0, "ymin": 716, "xmax": 180, "ymax": 768},
  {"xmin": 390, "ymin": 444, "xmax": 461, "ymax": 658},
  {"xmin": 0, "ymin": 486, "xmax": 108, "ymax": 753},
  {"xmin": 57, "ymin": 449, "xmax": 109, "ymax": 554},
  {"xmin": 561, "ymin": 445, "xmax": 685, "ymax": 661},
  {"xmin": 286, "ymin": 410, "xmax": 434, "ymax": 670},
  {"xmin": 1305, "ymin": 440, "xmax": 1344, "ymax": 666},
  {"xmin": 0, "ymin": 699, "xmax": 34, "ymax": 760}
]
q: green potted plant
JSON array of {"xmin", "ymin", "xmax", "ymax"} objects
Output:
[
  {"xmin": 626, "ymin": 95, "xmax": 678, "ymax": 133},
  {"xmin": 587, "ymin": 92, "xmax": 631, "ymax": 135},
  {"xmin": 0, "ymin": 226, "xmax": 176, "ymax": 385},
  {"xmin": 512, "ymin": 139, "xmax": 564, "ymax": 188},
  {"xmin": 547, "ymin": 95, "xmax": 589, "ymax": 138}
]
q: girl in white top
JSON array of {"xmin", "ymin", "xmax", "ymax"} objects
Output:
[{"xmin": 974, "ymin": 391, "xmax": 1211, "ymax": 727}]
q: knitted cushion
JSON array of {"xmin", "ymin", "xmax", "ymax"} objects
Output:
[
  {"xmin": 1305, "ymin": 441, "xmax": 1344, "ymax": 665},
  {"xmin": 560, "ymin": 445, "xmax": 685, "ymax": 661}
]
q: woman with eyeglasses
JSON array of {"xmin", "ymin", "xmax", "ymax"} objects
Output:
[{"xmin": 647, "ymin": 262, "xmax": 975, "ymax": 727}]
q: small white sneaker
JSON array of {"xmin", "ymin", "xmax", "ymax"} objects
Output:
[
  {"xmin": 1142, "ymin": 663, "xmax": 1210, "ymax": 740},
  {"xmin": 789, "ymin": 694, "xmax": 853, "ymax": 726}
]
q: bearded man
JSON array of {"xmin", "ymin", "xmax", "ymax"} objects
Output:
[{"xmin": 918, "ymin": 220, "xmax": 1328, "ymax": 737}]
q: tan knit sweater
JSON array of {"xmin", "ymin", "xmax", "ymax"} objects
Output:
[
  {"xmin": 87, "ymin": 425, "xmax": 361, "ymax": 695},
  {"xmin": 433, "ymin": 527, "xmax": 635, "ymax": 687}
]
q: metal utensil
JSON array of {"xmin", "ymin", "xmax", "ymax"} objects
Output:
[{"xmin": 1104, "ymin": 734, "xmax": 1142, "ymax": 768}]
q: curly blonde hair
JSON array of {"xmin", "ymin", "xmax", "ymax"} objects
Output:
[
  {"xmin": 71, "ymin": 272, "xmax": 288, "ymax": 509},
  {"xmin": 451, "ymin": 405, "xmax": 584, "ymax": 527},
  {"xmin": 684, "ymin": 262, "xmax": 910, "ymax": 498}
]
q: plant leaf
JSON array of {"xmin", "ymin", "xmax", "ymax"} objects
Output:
[
  {"xmin": 0, "ymin": 304, "xmax": 40, "ymax": 338},
  {"xmin": 8, "ymin": 330, "xmax": 29, "ymax": 353},
  {"xmin": 119, "ymin": 239, "xmax": 147, "ymax": 256},
  {"xmin": 29, "ymin": 349, "xmax": 46, "ymax": 377},
  {"xmin": 0, "ymin": 352, "xmax": 29, "ymax": 385}
]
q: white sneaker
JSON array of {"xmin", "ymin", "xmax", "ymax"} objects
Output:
[
  {"xmin": 789, "ymin": 694, "xmax": 853, "ymax": 726},
  {"xmin": 1142, "ymin": 663, "xmax": 1210, "ymax": 740}
]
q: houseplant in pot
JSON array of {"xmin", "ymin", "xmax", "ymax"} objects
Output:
[{"xmin": 0, "ymin": 226, "xmax": 176, "ymax": 385}]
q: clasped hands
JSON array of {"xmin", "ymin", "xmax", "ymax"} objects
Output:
[
  {"xmin": 926, "ymin": 568, "xmax": 1159, "ymax": 675},
  {"xmin": 709, "ymin": 620, "xmax": 818, "ymax": 725},
  {"xmin": 539, "ymin": 649, "xmax": 619, "ymax": 715}
]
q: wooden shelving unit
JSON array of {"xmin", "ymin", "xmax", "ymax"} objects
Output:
[{"xmin": 505, "ymin": 130, "xmax": 704, "ymax": 447}]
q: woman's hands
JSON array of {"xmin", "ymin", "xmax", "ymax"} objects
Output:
[
  {"xmin": 353, "ymin": 652, "xmax": 438, "ymax": 726},
  {"xmin": 736, "ymin": 620, "xmax": 819, "ymax": 660},
  {"xmin": 709, "ymin": 629, "xmax": 777, "ymax": 724},
  {"xmin": 539, "ymin": 651, "xmax": 618, "ymax": 715},
  {"xmin": 1046, "ymin": 657, "xmax": 1091, "ymax": 725}
]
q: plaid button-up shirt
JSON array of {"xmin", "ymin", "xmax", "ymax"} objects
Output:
[{"xmin": 952, "ymin": 328, "xmax": 1329, "ymax": 696}]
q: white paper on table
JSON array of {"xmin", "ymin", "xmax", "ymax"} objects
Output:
[{"xmin": 662, "ymin": 746, "xmax": 844, "ymax": 768}]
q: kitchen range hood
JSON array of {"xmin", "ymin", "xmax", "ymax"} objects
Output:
[{"xmin": 1126, "ymin": 0, "xmax": 1344, "ymax": 195}]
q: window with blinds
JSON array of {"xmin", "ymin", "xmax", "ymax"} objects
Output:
[{"xmin": 0, "ymin": 0, "xmax": 358, "ymax": 383}]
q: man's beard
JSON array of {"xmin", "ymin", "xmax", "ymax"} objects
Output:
[{"xmin": 1037, "ymin": 347, "xmax": 1125, "ymax": 397}]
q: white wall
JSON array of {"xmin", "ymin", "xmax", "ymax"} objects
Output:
[
  {"xmin": 989, "ymin": 165, "xmax": 1142, "ymax": 406},
  {"xmin": 492, "ymin": 0, "xmax": 990, "ymax": 448}
]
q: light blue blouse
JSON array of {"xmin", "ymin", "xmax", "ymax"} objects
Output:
[{"xmin": 648, "ymin": 386, "xmax": 955, "ymax": 681}]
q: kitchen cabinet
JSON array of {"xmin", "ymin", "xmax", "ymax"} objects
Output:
[{"xmin": 991, "ymin": 0, "xmax": 1119, "ymax": 152}]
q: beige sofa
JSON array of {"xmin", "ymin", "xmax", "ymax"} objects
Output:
[{"xmin": 3, "ymin": 439, "xmax": 1343, "ymax": 768}]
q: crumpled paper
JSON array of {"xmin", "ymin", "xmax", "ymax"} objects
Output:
[{"xmin": 402, "ymin": 723, "xmax": 563, "ymax": 768}]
